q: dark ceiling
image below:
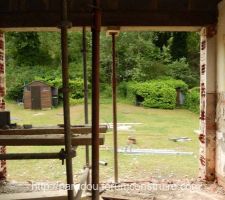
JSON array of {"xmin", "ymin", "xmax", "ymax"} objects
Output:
[{"xmin": 0, "ymin": 0, "xmax": 219, "ymax": 29}]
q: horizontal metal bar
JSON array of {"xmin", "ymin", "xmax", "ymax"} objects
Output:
[{"xmin": 0, "ymin": 152, "xmax": 74, "ymax": 160}]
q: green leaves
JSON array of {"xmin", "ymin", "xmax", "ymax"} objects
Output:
[
  {"xmin": 5, "ymin": 31, "xmax": 200, "ymax": 103},
  {"xmin": 125, "ymin": 79, "xmax": 188, "ymax": 109},
  {"xmin": 6, "ymin": 32, "xmax": 43, "ymax": 66},
  {"xmin": 185, "ymin": 87, "xmax": 200, "ymax": 113}
]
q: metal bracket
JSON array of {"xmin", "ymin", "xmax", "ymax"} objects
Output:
[{"xmin": 59, "ymin": 148, "xmax": 76, "ymax": 165}]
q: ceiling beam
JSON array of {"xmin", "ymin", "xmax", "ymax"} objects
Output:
[{"xmin": 0, "ymin": 10, "xmax": 217, "ymax": 29}]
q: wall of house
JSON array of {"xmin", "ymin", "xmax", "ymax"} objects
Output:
[{"xmin": 216, "ymin": 0, "xmax": 225, "ymax": 187}]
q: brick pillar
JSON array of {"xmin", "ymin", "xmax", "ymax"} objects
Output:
[
  {"xmin": 199, "ymin": 27, "xmax": 217, "ymax": 181},
  {"xmin": 0, "ymin": 31, "xmax": 7, "ymax": 181}
]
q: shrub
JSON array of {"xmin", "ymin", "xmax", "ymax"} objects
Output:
[
  {"xmin": 69, "ymin": 79, "xmax": 85, "ymax": 99},
  {"xmin": 37, "ymin": 77, "xmax": 86, "ymax": 100},
  {"xmin": 141, "ymin": 84, "xmax": 176, "ymax": 109},
  {"xmin": 136, "ymin": 82, "xmax": 177, "ymax": 109},
  {"xmin": 185, "ymin": 87, "xmax": 200, "ymax": 113},
  {"xmin": 100, "ymin": 83, "xmax": 112, "ymax": 98},
  {"xmin": 166, "ymin": 58, "xmax": 199, "ymax": 88},
  {"xmin": 70, "ymin": 98, "xmax": 84, "ymax": 105},
  {"xmin": 118, "ymin": 82, "xmax": 128, "ymax": 98},
  {"xmin": 124, "ymin": 79, "xmax": 188, "ymax": 109},
  {"xmin": 6, "ymin": 82, "xmax": 24, "ymax": 101}
]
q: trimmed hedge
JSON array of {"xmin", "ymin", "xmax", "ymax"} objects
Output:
[
  {"xmin": 185, "ymin": 87, "xmax": 200, "ymax": 113},
  {"xmin": 123, "ymin": 79, "xmax": 188, "ymax": 109}
]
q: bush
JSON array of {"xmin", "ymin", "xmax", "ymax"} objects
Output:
[
  {"xmin": 125, "ymin": 79, "xmax": 188, "ymax": 109},
  {"xmin": 185, "ymin": 87, "xmax": 200, "ymax": 113},
  {"xmin": 166, "ymin": 58, "xmax": 199, "ymax": 88},
  {"xmin": 118, "ymin": 82, "xmax": 128, "ymax": 98},
  {"xmin": 100, "ymin": 83, "xmax": 112, "ymax": 98},
  {"xmin": 37, "ymin": 77, "xmax": 86, "ymax": 100},
  {"xmin": 70, "ymin": 98, "xmax": 84, "ymax": 105},
  {"xmin": 69, "ymin": 79, "xmax": 85, "ymax": 99},
  {"xmin": 141, "ymin": 85, "xmax": 176, "ymax": 109},
  {"xmin": 136, "ymin": 82, "xmax": 176, "ymax": 109},
  {"xmin": 6, "ymin": 82, "xmax": 24, "ymax": 101}
]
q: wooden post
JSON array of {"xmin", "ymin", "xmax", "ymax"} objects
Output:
[
  {"xmin": 199, "ymin": 26, "xmax": 217, "ymax": 181},
  {"xmin": 0, "ymin": 31, "xmax": 7, "ymax": 181}
]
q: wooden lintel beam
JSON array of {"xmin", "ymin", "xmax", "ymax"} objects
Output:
[{"xmin": 0, "ymin": 10, "xmax": 217, "ymax": 28}]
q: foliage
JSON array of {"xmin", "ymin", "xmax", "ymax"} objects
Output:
[
  {"xmin": 6, "ymin": 65, "xmax": 55, "ymax": 101},
  {"xmin": 170, "ymin": 32, "xmax": 188, "ymax": 60},
  {"xmin": 152, "ymin": 32, "xmax": 172, "ymax": 50},
  {"xmin": 36, "ymin": 76, "xmax": 86, "ymax": 100},
  {"xmin": 70, "ymin": 98, "xmax": 84, "ymax": 105},
  {"xmin": 100, "ymin": 83, "xmax": 112, "ymax": 98},
  {"xmin": 6, "ymin": 63, "xmax": 86, "ymax": 101},
  {"xmin": 118, "ymin": 82, "xmax": 128, "ymax": 98},
  {"xmin": 185, "ymin": 87, "xmax": 200, "ymax": 113},
  {"xmin": 125, "ymin": 79, "xmax": 188, "ymax": 109},
  {"xmin": 69, "ymin": 79, "xmax": 85, "ymax": 99},
  {"xmin": 6, "ymin": 32, "xmax": 51, "ymax": 66},
  {"xmin": 100, "ymin": 32, "xmax": 170, "ymax": 83},
  {"xmin": 166, "ymin": 58, "xmax": 199, "ymax": 88},
  {"xmin": 5, "ymin": 31, "xmax": 200, "ymax": 105},
  {"xmin": 138, "ymin": 82, "xmax": 177, "ymax": 109}
]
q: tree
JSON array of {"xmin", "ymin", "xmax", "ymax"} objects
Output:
[
  {"xmin": 170, "ymin": 32, "xmax": 188, "ymax": 60},
  {"xmin": 6, "ymin": 32, "xmax": 44, "ymax": 66}
]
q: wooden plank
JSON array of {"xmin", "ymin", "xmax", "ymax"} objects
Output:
[
  {"xmin": 0, "ymin": 0, "xmax": 218, "ymax": 12},
  {"xmin": 0, "ymin": 125, "xmax": 108, "ymax": 135},
  {"xmin": 0, "ymin": 10, "xmax": 217, "ymax": 28},
  {"xmin": 0, "ymin": 134, "xmax": 104, "ymax": 146}
]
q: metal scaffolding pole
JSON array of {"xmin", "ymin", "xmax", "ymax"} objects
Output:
[
  {"xmin": 0, "ymin": 152, "xmax": 66, "ymax": 160},
  {"xmin": 91, "ymin": 0, "xmax": 101, "ymax": 199},
  {"xmin": 111, "ymin": 33, "xmax": 118, "ymax": 183},
  {"xmin": 60, "ymin": 0, "xmax": 74, "ymax": 199},
  {"xmin": 83, "ymin": 27, "xmax": 89, "ymax": 126},
  {"xmin": 82, "ymin": 26, "xmax": 90, "ymax": 184}
]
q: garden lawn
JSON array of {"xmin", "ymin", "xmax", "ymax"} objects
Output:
[{"xmin": 5, "ymin": 101, "xmax": 199, "ymax": 183}]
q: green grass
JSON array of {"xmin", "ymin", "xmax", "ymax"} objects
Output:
[{"xmin": 5, "ymin": 100, "xmax": 199, "ymax": 183}]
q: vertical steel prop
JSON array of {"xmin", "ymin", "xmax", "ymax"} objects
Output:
[
  {"xmin": 111, "ymin": 33, "xmax": 118, "ymax": 183},
  {"xmin": 60, "ymin": 0, "xmax": 74, "ymax": 199},
  {"xmin": 91, "ymin": 0, "xmax": 101, "ymax": 199},
  {"xmin": 0, "ymin": 31, "xmax": 6, "ymax": 181},
  {"xmin": 82, "ymin": 26, "xmax": 90, "ymax": 183},
  {"xmin": 83, "ymin": 27, "xmax": 89, "ymax": 126}
]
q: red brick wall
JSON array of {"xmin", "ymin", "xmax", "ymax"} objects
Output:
[{"xmin": 0, "ymin": 31, "xmax": 6, "ymax": 180}]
